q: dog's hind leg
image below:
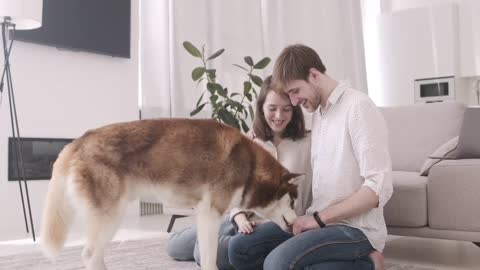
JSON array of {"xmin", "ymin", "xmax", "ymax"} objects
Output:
[
  {"xmin": 196, "ymin": 201, "xmax": 222, "ymax": 270},
  {"xmin": 81, "ymin": 200, "xmax": 126, "ymax": 270}
]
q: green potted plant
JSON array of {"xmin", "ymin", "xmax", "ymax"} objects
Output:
[{"xmin": 183, "ymin": 41, "xmax": 270, "ymax": 132}]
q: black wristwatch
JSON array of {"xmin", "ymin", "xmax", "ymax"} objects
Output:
[{"xmin": 313, "ymin": 211, "xmax": 326, "ymax": 228}]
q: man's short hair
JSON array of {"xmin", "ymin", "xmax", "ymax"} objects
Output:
[{"xmin": 272, "ymin": 44, "xmax": 326, "ymax": 91}]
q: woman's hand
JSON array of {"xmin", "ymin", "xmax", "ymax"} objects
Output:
[
  {"xmin": 246, "ymin": 129, "xmax": 257, "ymax": 140},
  {"xmin": 234, "ymin": 213, "xmax": 256, "ymax": 234},
  {"xmin": 238, "ymin": 220, "xmax": 256, "ymax": 234}
]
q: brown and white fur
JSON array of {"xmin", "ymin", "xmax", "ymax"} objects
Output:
[{"xmin": 40, "ymin": 119, "xmax": 303, "ymax": 270}]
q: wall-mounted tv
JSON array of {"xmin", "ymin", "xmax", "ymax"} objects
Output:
[{"xmin": 14, "ymin": 0, "xmax": 131, "ymax": 58}]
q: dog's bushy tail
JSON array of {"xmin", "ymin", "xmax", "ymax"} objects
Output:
[{"xmin": 40, "ymin": 147, "xmax": 74, "ymax": 260}]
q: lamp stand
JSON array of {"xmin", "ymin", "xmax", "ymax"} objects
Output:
[{"xmin": 0, "ymin": 17, "xmax": 36, "ymax": 241}]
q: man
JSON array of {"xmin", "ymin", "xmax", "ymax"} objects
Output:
[{"xmin": 228, "ymin": 44, "xmax": 393, "ymax": 270}]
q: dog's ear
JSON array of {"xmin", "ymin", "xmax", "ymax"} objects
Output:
[{"xmin": 283, "ymin": 173, "xmax": 305, "ymax": 186}]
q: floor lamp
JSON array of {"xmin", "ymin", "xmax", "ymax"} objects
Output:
[{"xmin": 0, "ymin": 0, "xmax": 43, "ymax": 241}]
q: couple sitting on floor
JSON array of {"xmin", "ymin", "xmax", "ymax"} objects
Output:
[{"xmin": 168, "ymin": 44, "xmax": 392, "ymax": 270}]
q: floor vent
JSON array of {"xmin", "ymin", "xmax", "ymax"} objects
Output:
[{"xmin": 140, "ymin": 201, "xmax": 163, "ymax": 216}]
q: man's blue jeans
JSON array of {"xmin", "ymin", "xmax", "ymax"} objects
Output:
[{"xmin": 228, "ymin": 222, "xmax": 375, "ymax": 270}]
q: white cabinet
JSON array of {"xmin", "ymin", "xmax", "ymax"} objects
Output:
[{"xmin": 377, "ymin": 3, "xmax": 458, "ymax": 106}]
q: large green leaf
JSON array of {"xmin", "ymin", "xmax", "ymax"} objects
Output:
[
  {"xmin": 207, "ymin": 83, "xmax": 215, "ymax": 94},
  {"xmin": 253, "ymin": 57, "xmax": 271, "ymax": 69},
  {"xmin": 244, "ymin": 56, "xmax": 254, "ymax": 66},
  {"xmin": 190, "ymin": 102, "xmax": 207, "ymax": 116},
  {"xmin": 206, "ymin": 69, "xmax": 216, "ymax": 81},
  {"xmin": 207, "ymin": 82, "xmax": 223, "ymax": 95},
  {"xmin": 240, "ymin": 119, "xmax": 249, "ymax": 133},
  {"xmin": 217, "ymin": 87, "xmax": 227, "ymax": 97},
  {"xmin": 243, "ymin": 81, "xmax": 252, "ymax": 95},
  {"xmin": 207, "ymin": 49, "xmax": 225, "ymax": 61},
  {"xmin": 249, "ymin": 74, "xmax": 263, "ymax": 87},
  {"xmin": 248, "ymin": 104, "xmax": 255, "ymax": 122},
  {"xmin": 207, "ymin": 82, "xmax": 224, "ymax": 94},
  {"xmin": 196, "ymin": 92, "xmax": 205, "ymax": 107},
  {"xmin": 210, "ymin": 95, "xmax": 218, "ymax": 104},
  {"xmin": 212, "ymin": 99, "xmax": 222, "ymax": 112},
  {"xmin": 192, "ymin": 67, "xmax": 206, "ymax": 81},
  {"xmin": 218, "ymin": 108, "xmax": 240, "ymax": 129},
  {"xmin": 226, "ymin": 99, "xmax": 244, "ymax": 110},
  {"xmin": 252, "ymin": 88, "xmax": 258, "ymax": 98},
  {"xmin": 245, "ymin": 93, "xmax": 252, "ymax": 102},
  {"xmin": 183, "ymin": 41, "xmax": 202, "ymax": 58}
]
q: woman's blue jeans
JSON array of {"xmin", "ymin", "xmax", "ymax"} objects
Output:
[
  {"xmin": 228, "ymin": 222, "xmax": 375, "ymax": 270},
  {"xmin": 167, "ymin": 216, "xmax": 236, "ymax": 270}
]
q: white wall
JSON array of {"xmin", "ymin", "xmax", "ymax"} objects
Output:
[
  {"xmin": 376, "ymin": 3, "xmax": 457, "ymax": 106},
  {"xmin": 0, "ymin": 2, "xmax": 139, "ymax": 238},
  {"xmin": 371, "ymin": 0, "xmax": 480, "ymax": 106},
  {"xmin": 384, "ymin": 0, "xmax": 480, "ymax": 78}
]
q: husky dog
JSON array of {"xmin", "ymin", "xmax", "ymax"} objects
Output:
[{"xmin": 40, "ymin": 119, "xmax": 303, "ymax": 270}]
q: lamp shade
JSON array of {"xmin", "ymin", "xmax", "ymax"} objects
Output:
[{"xmin": 0, "ymin": 0, "xmax": 42, "ymax": 29}]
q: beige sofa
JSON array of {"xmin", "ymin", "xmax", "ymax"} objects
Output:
[{"xmin": 380, "ymin": 101, "xmax": 480, "ymax": 247}]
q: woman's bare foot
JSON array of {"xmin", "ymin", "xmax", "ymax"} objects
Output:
[{"xmin": 369, "ymin": 250, "xmax": 385, "ymax": 270}]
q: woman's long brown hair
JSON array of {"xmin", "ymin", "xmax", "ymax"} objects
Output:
[{"xmin": 253, "ymin": 75, "xmax": 307, "ymax": 142}]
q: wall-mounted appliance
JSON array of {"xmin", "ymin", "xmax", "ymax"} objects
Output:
[{"xmin": 414, "ymin": 76, "xmax": 455, "ymax": 103}]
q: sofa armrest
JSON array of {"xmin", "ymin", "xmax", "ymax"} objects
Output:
[{"xmin": 427, "ymin": 159, "xmax": 480, "ymax": 231}]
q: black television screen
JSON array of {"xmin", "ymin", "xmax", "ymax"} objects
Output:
[
  {"xmin": 14, "ymin": 0, "xmax": 131, "ymax": 58},
  {"xmin": 8, "ymin": 137, "xmax": 74, "ymax": 181}
]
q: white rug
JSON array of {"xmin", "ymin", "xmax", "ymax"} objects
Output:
[
  {"xmin": 0, "ymin": 233, "xmax": 199, "ymax": 270},
  {"xmin": 0, "ymin": 234, "xmax": 437, "ymax": 270}
]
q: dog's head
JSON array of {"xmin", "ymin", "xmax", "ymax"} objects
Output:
[{"xmin": 247, "ymin": 173, "xmax": 304, "ymax": 232}]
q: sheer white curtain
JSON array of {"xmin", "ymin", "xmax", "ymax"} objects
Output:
[{"xmin": 140, "ymin": 0, "xmax": 368, "ymax": 119}]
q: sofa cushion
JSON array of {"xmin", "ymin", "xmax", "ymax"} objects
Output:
[
  {"xmin": 419, "ymin": 136, "xmax": 458, "ymax": 176},
  {"xmin": 455, "ymin": 107, "xmax": 480, "ymax": 159},
  {"xmin": 428, "ymin": 159, "xmax": 480, "ymax": 231},
  {"xmin": 380, "ymin": 102, "xmax": 464, "ymax": 172},
  {"xmin": 384, "ymin": 171, "xmax": 428, "ymax": 227}
]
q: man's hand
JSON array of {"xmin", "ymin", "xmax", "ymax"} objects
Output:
[{"xmin": 292, "ymin": 215, "xmax": 319, "ymax": 235}]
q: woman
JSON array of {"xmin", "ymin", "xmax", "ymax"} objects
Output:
[{"xmin": 166, "ymin": 75, "xmax": 311, "ymax": 269}]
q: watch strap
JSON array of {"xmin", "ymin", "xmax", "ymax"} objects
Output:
[{"xmin": 313, "ymin": 211, "xmax": 326, "ymax": 228}]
